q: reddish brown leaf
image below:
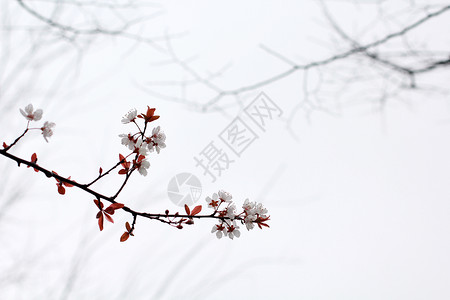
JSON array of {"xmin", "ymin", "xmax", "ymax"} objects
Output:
[
  {"xmin": 96, "ymin": 211, "xmax": 102, "ymax": 219},
  {"xmin": 57, "ymin": 185, "xmax": 65, "ymax": 195},
  {"xmin": 94, "ymin": 199, "xmax": 103, "ymax": 209},
  {"xmin": 176, "ymin": 224, "xmax": 183, "ymax": 229},
  {"xmin": 2, "ymin": 142, "xmax": 7, "ymax": 149},
  {"xmin": 125, "ymin": 222, "xmax": 131, "ymax": 232},
  {"xmin": 149, "ymin": 115, "xmax": 159, "ymax": 122},
  {"xmin": 104, "ymin": 213, "xmax": 114, "ymax": 224},
  {"xmin": 119, "ymin": 154, "xmax": 130, "ymax": 169},
  {"xmin": 109, "ymin": 203, "xmax": 124, "ymax": 210},
  {"xmin": 27, "ymin": 153, "xmax": 39, "ymax": 172},
  {"xmin": 184, "ymin": 204, "xmax": 190, "ymax": 215},
  {"xmin": 63, "ymin": 176, "xmax": 74, "ymax": 187},
  {"xmin": 120, "ymin": 232, "xmax": 129, "ymax": 242},
  {"xmin": 139, "ymin": 106, "xmax": 160, "ymax": 123},
  {"xmin": 98, "ymin": 214, "xmax": 104, "ymax": 231},
  {"xmin": 104, "ymin": 207, "xmax": 115, "ymax": 215},
  {"xmin": 191, "ymin": 205, "xmax": 202, "ymax": 216},
  {"xmin": 99, "ymin": 167, "xmax": 103, "ymax": 175},
  {"xmin": 118, "ymin": 169, "xmax": 127, "ymax": 175},
  {"xmin": 147, "ymin": 107, "xmax": 155, "ymax": 115}
]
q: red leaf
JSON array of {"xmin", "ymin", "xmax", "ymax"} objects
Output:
[
  {"xmin": 2, "ymin": 142, "xmax": 7, "ymax": 149},
  {"xmin": 96, "ymin": 211, "xmax": 102, "ymax": 219},
  {"xmin": 104, "ymin": 213, "xmax": 114, "ymax": 224},
  {"xmin": 98, "ymin": 214, "xmax": 104, "ymax": 231},
  {"xmin": 94, "ymin": 199, "xmax": 103, "ymax": 209},
  {"xmin": 191, "ymin": 205, "xmax": 202, "ymax": 216},
  {"xmin": 118, "ymin": 169, "xmax": 127, "ymax": 175},
  {"xmin": 109, "ymin": 203, "xmax": 124, "ymax": 210},
  {"xmin": 184, "ymin": 204, "xmax": 190, "ymax": 215},
  {"xmin": 120, "ymin": 232, "xmax": 129, "ymax": 242},
  {"xmin": 63, "ymin": 176, "xmax": 74, "ymax": 187},
  {"xmin": 57, "ymin": 185, "xmax": 65, "ymax": 195},
  {"xmin": 28, "ymin": 153, "xmax": 39, "ymax": 172},
  {"xmin": 147, "ymin": 107, "xmax": 155, "ymax": 115},
  {"xmin": 99, "ymin": 167, "xmax": 103, "ymax": 175},
  {"xmin": 119, "ymin": 154, "xmax": 130, "ymax": 169},
  {"xmin": 140, "ymin": 107, "xmax": 160, "ymax": 123},
  {"xmin": 104, "ymin": 207, "xmax": 115, "ymax": 215},
  {"xmin": 125, "ymin": 222, "xmax": 131, "ymax": 232}
]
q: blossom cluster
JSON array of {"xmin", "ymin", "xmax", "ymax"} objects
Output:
[
  {"xmin": 207, "ymin": 190, "xmax": 270, "ymax": 239},
  {"xmin": 19, "ymin": 104, "xmax": 55, "ymax": 142},
  {"xmin": 117, "ymin": 107, "xmax": 166, "ymax": 176}
]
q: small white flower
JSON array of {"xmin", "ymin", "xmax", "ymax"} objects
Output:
[
  {"xmin": 255, "ymin": 203, "xmax": 268, "ymax": 217},
  {"xmin": 41, "ymin": 121, "xmax": 55, "ymax": 142},
  {"xmin": 226, "ymin": 204, "xmax": 236, "ymax": 220},
  {"xmin": 20, "ymin": 104, "xmax": 43, "ymax": 121},
  {"xmin": 147, "ymin": 126, "xmax": 166, "ymax": 154},
  {"xmin": 135, "ymin": 138, "xmax": 148, "ymax": 156},
  {"xmin": 218, "ymin": 190, "xmax": 232, "ymax": 203},
  {"xmin": 226, "ymin": 223, "xmax": 241, "ymax": 240},
  {"xmin": 244, "ymin": 219, "xmax": 255, "ymax": 231},
  {"xmin": 121, "ymin": 108, "xmax": 137, "ymax": 124},
  {"xmin": 244, "ymin": 213, "xmax": 257, "ymax": 231},
  {"xmin": 211, "ymin": 223, "xmax": 225, "ymax": 239},
  {"xmin": 205, "ymin": 193, "xmax": 219, "ymax": 209},
  {"xmin": 136, "ymin": 159, "xmax": 150, "ymax": 176},
  {"xmin": 119, "ymin": 133, "xmax": 136, "ymax": 150}
]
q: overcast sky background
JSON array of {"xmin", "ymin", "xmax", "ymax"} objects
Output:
[{"xmin": 1, "ymin": 0, "xmax": 450, "ymax": 299}]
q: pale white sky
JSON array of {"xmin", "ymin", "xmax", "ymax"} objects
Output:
[{"xmin": 1, "ymin": 1, "xmax": 450, "ymax": 299}]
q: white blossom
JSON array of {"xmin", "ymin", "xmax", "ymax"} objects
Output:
[
  {"xmin": 121, "ymin": 108, "xmax": 137, "ymax": 124},
  {"xmin": 136, "ymin": 159, "xmax": 150, "ymax": 176},
  {"xmin": 218, "ymin": 190, "xmax": 232, "ymax": 203},
  {"xmin": 242, "ymin": 198, "xmax": 256, "ymax": 213},
  {"xmin": 205, "ymin": 193, "xmax": 219, "ymax": 209},
  {"xmin": 255, "ymin": 203, "xmax": 268, "ymax": 217},
  {"xmin": 119, "ymin": 133, "xmax": 136, "ymax": 150},
  {"xmin": 20, "ymin": 104, "xmax": 43, "ymax": 121},
  {"xmin": 147, "ymin": 126, "xmax": 166, "ymax": 154},
  {"xmin": 225, "ymin": 204, "xmax": 236, "ymax": 220},
  {"xmin": 41, "ymin": 121, "xmax": 55, "ymax": 142},
  {"xmin": 226, "ymin": 223, "xmax": 241, "ymax": 240},
  {"xmin": 135, "ymin": 138, "xmax": 148, "ymax": 156},
  {"xmin": 244, "ymin": 219, "xmax": 255, "ymax": 231},
  {"xmin": 211, "ymin": 223, "xmax": 225, "ymax": 239}
]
